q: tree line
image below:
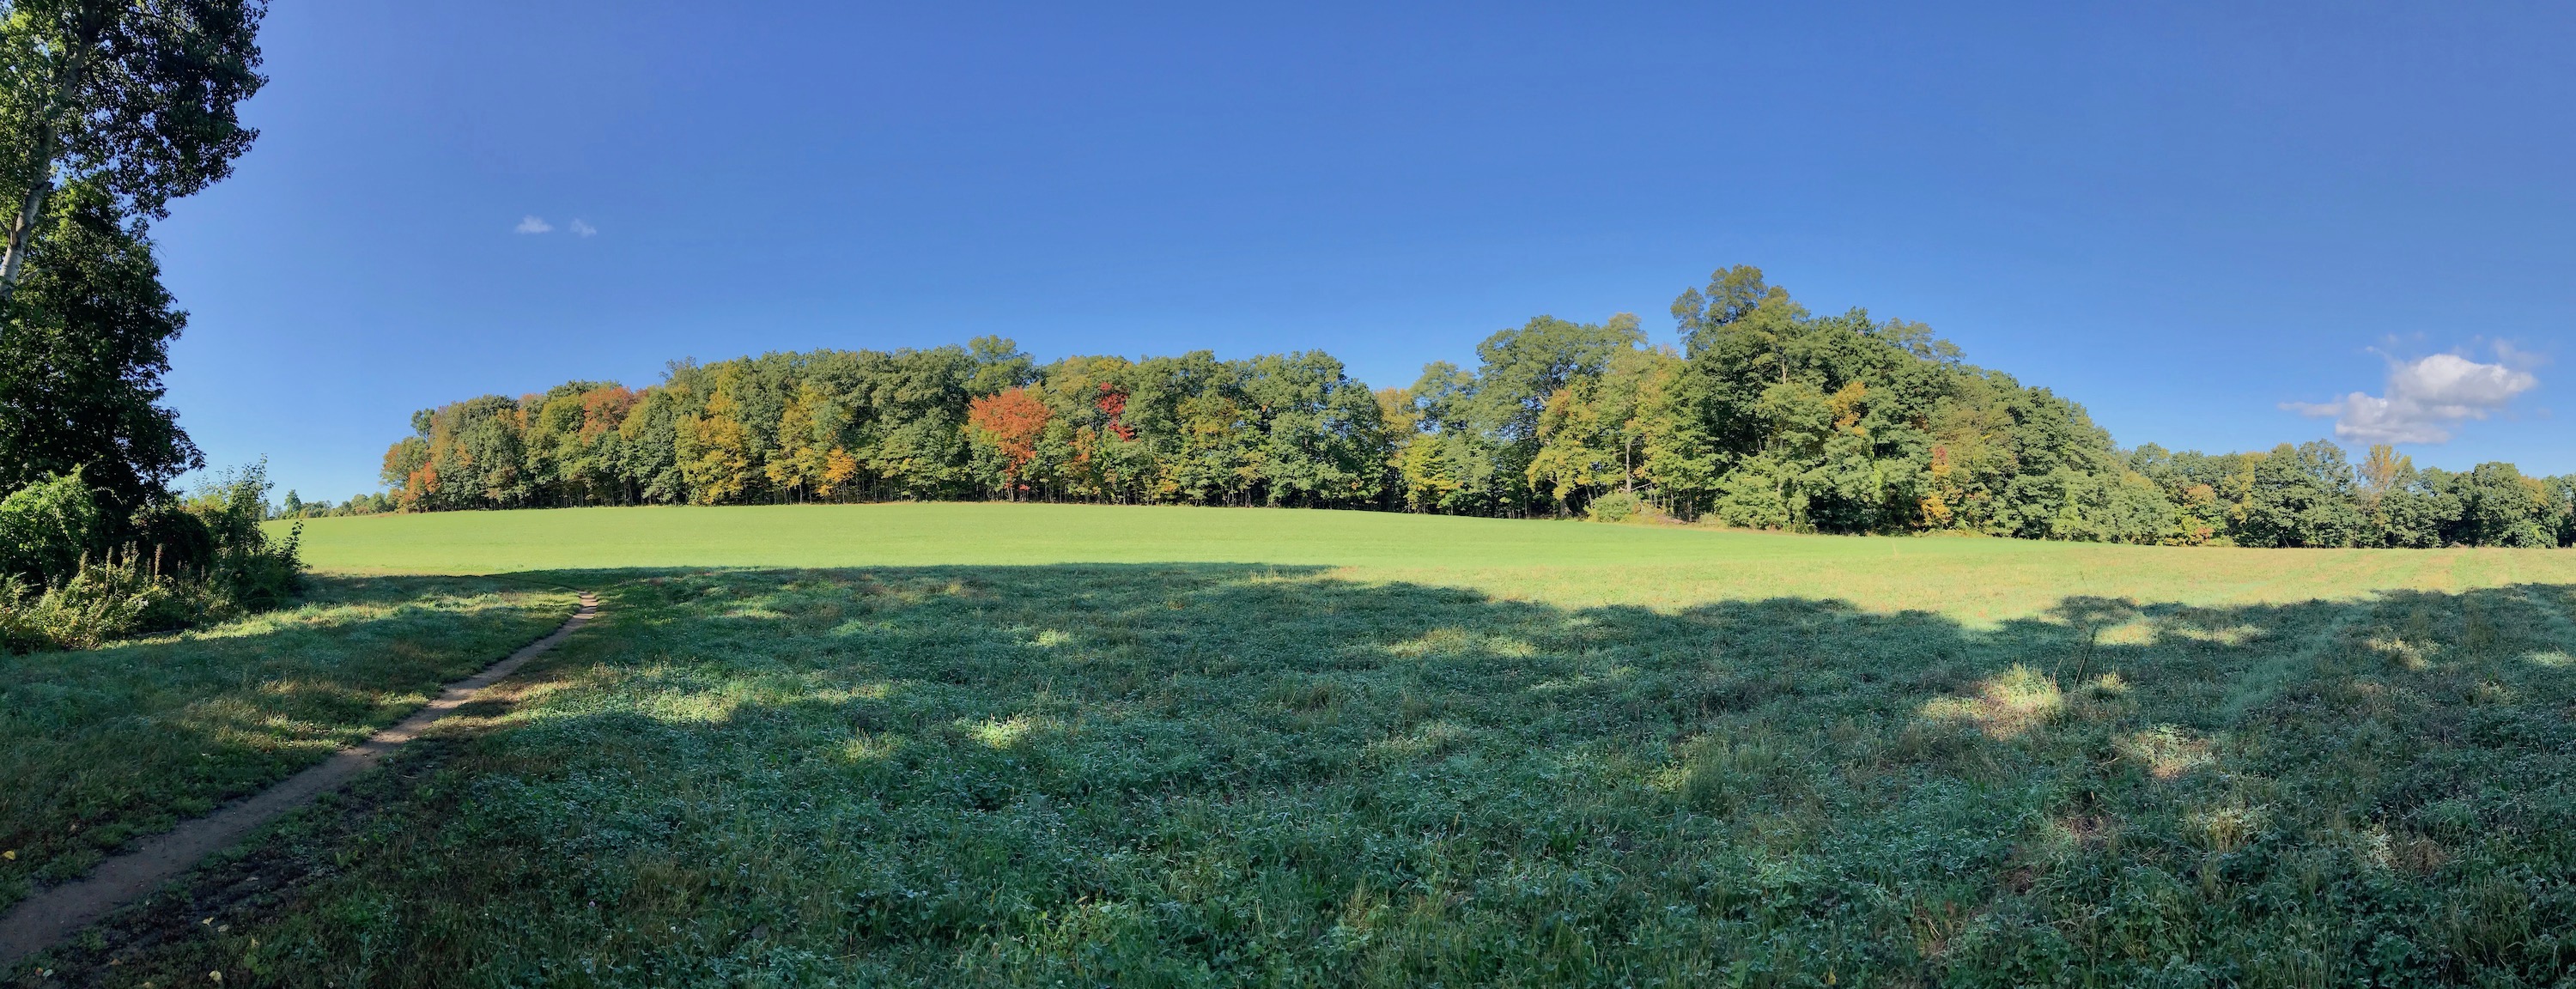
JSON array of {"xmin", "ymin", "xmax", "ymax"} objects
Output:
[{"xmin": 375, "ymin": 266, "xmax": 2575, "ymax": 549}]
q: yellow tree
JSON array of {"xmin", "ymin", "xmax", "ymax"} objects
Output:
[
  {"xmin": 1528, "ymin": 382, "xmax": 1615, "ymax": 511},
  {"xmin": 1375, "ymin": 386, "xmax": 1417, "ymax": 507},
  {"xmin": 677, "ymin": 376, "xmax": 758, "ymax": 504},
  {"xmin": 766, "ymin": 384, "xmax": 857, "ymax": 501}
]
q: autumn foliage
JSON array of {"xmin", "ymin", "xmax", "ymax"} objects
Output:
[
  {"xmin": 368, "ymin": 270, "xmax": 2576, "ymax": 548},
  {"xmin": 1096, "ymin": 383, "xmax": 1135, "ymax": 440},
  {"xmin": 969, "ymin": 387, "xmax": 1054, "ymax": 488}
]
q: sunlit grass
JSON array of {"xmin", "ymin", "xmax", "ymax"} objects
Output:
[{"xmin": 281, "ymin": 503, "xmax": 2576, "ymax": 625}]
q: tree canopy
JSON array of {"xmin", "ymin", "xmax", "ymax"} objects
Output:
[
  {"xmin": 0, "ymin": 0, "xmax": 266, "ymax": 300},
  {"xmin": 0, "ymin": 0, "xmax": 264, "ymax": 523},
  {"xmin": 374, "ymin": 266, "xmax": 2576, "ymax": 549},
  {"xmin": 0, "ymin": 180, "xmax": 195, "ymax": 516}
]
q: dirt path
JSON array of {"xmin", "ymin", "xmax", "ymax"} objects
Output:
[{"xmin": 0, "ymin": 592, "xmax": 600, "ymax": 967}]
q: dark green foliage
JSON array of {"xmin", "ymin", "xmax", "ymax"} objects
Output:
[
  {"xmin": 0, "ymin": 0, "xmax": 267, "ymax": 225},
  {"xmin": 0, "ymin": 1, "xmax": 265, "ymax": 520},
  {"xmin": 0, "ymin": 183, "xmax": 198, "ymax": 516},
  {"xmin": 180, "ymin": 460, "xmax": 301, "ymax": 610},
  {"xmin": 274, "ymin": 489, "xmax": 395, "ymax": 519},
  {"xmin": 0, "ymin": 460, "xmax": 302, "ymax": 653},
  {"xmin": 0, "ymin": 469, "xmax": 101, "ymax": 581},
  {"xmin": 2129, "ymin": 443, "xmax": 2576, "ymax": 549},
  {"xmin": 2234, "ymin": 442, "xmax": 2366, "ymax": 549},
  {"xmin": 124, "ymin": 498, "xmax": 210, "ymax": 573},
  {"xmin": 0, "ymin": 2, "xmax": 286, "ymax": 654},
  {"xmin": 2453, "ymin": 463, "xmax": 2555, "ymax": 548}
]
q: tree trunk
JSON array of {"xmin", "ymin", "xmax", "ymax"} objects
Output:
[
  {"xmin": 0, "ymin": 125, "xmax": 62, "ymax": 304},
  {"xmin": 0, "ymin": 21, "xmax": 96, "ymax": 306}
]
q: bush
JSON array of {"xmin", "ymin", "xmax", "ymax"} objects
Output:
[
  {"xmin": 1587, "ymin": 489, "xmax": 1669, "ymax": 520},
  {"xmin": 0, "ymin": 557, "xmax": 192, "ymax": 652},
  {"xmin": 0, "ymin": 460, "xmax": 302, "ymax": 654},
  {"xmin": 129, "ymin": 501, "xmax": 215, "ymax": 575},
  {"xmin": 1587, "ymin": 491, "xmax": 1644, "ymax": 524},
  {"xmin": 0, "ymin": 470, "xmax": 106, "ymax": 581},
  {"xmin": 183, "ymin": 459, "xmax": 303, "ymax": 612}
]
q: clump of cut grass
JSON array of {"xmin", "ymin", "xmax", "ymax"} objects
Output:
[
  {"xmin": 1675, "ymin": 731, "xmax": 1798, "ymax": 814},
  {"xmin": 1918, "ymin": 664, "xmax": 2063, "ymax": 739}
]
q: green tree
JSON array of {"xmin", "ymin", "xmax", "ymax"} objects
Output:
[
  {"xmin": 0, "ymin": 0, "xmax": 266, "ymax": 300},
  {"xmin": 0, "ymin": 182, "xmax": 194, "ymax": 514},
  {"xmin": 0, "ymin": 467, "xmax": 99, "ymax": 579},
  {"xmin": 2235, "ymin": 442, "xmax": 2364, "ymax": 548},
  {"xmin": 2451, "ymin": 462, "xmax": 2552, "ymax": 548},
  {"xmin": 1240, "ymin": 351, "xmax": 1382, "ymax": 508}
]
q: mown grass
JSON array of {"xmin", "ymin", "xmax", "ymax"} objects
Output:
[
  {"xmin": 0, "ymin": 577, "xmax": 578, "ymax": 911},
  {"xmin": 36, "ymin": 554, "xmax": 2576, "ymax": 986},
  {"xmin": 283, "ymin": 503, "xmax": 2576, "ymax": 622},
  {"xmin": 14, "ymin": 505, "xmax": 2576, "ymax": 985}
]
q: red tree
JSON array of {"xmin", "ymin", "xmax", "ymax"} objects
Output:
[
  {"xmin": 1096, "ymin": 382, "xmax": 1135, "ymax": 440},
  {"xmin": 579, "ymin": 385, "xmax": 641, "ymax": 441},
  {"xmin": 969, "ymin": 387, "xmax": 1053, "ymax": 488}
]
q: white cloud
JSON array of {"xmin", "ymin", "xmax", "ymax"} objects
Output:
[
  {"xmin": 514, "ymin": 215, "xmax": 553, "ymax": 234},
  {"xmin": 568, "ymin": 218, "xmax": 597, "ymax": 237},
  {"xmin": 2286, "ymin": 351, "xmax": 2538, "ymax": 444}
]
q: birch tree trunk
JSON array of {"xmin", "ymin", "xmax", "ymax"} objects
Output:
[{"xmin": 0, "ymin": 23, "xmax": 95, "ymax": 306}]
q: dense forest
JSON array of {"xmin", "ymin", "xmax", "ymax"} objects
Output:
[{"xmin": 371, "ymin": 266, "xmax": 2576, "ymax": 549}]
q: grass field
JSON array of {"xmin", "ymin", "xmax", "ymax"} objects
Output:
[
  {"xmin": 284, "ymin": 503, "xmax": 2575, "ymax": 622},
  {"xmin": 15, "ymin": 504, "xmax": 2576, "ymax": 986},
  {"xmin": 0, "ymin": 579, "xmax": 578, "ymax": 913}
]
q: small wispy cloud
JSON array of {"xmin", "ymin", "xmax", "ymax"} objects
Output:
[
  {"xmin": 514, "ymin": 215, "xmax": 554, "ymax": 234},
  {"xmin": 2285, "ymin": 348, "xmax": 2539, "ymax": 445},
  {"xmin": 568, "ymin": 218, "xmax": 597, "ymax": 237}
]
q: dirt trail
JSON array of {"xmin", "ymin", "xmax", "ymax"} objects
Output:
[{"xmin": 0, "ymin": 592, "xmax": 600, "ymax": 967}]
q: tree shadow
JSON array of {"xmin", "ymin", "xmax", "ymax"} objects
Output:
[
  {"xmin": 20, "ymin": 565, "xmax": 2576, "ymax": 986},
  {"xmin": 0, "ymin": 574, "xmax": 580, "ymax": 908}
]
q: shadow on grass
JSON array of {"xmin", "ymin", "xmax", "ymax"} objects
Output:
[
  {"xmin": 21, "ymin": 564, "xmax": 2576, "ymax": 986},
  {"xmin": 0, "ymin": 574, "xmax": 580, "ymax": 911}
]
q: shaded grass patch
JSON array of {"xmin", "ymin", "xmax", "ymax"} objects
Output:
[
  {"xmin": 27, "ymin": 566, "xmax": 2576, "ymax": 986},
  {"xmin": 0, "ymin": 576, "xmax": 577, "ymax": 911}
]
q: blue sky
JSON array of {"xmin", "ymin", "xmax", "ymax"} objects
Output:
[{"xmin": 152, "ymin": 1, "xmax": 2576, "ymax": 501}]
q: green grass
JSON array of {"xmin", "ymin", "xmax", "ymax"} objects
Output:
[
  {"xmin": 283, "ymin": 503, "xmax": 2575, "ymax": 622},
  {"xmin": 286, "ymin": 502, "xmax": 1948, "ymax": 570},
  {"xmin": 0, "ymin": 577, "xmax": 577, "ymax": 911},
  {"xmin": 18, "ymin": 504, "xmax": 2576, "ymax": 985}
]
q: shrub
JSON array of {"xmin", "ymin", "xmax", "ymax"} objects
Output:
[
  {"xmin": 0, "ymin": 557, "xmax": 189, "ymax": 652},
  {"xmin": 184, "ymin": 459, "xmax": 303, "ymax": 612},
  {"xmin": 1588, "ymin": 491, "xmax": 1643, "ymax": 523},
  {"xmin": 0, "ymin": 460, "xmax": 303, "ymax": 654},
  {"xmin": 0, "ymin": 470, "xmax": 106, "ymax": 582},
  {"xmin": 129, "ymin": 500, "xmax": 215, "ymax": 575}
]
